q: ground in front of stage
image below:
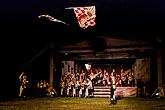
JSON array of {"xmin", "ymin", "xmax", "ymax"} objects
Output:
[{"xmin": 0, "ymin": 97, "xmax": 165, "ymax": 110}]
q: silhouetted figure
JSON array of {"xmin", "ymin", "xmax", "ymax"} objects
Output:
[
  {"xmin": 109, "ymin": 69, "xmax": 117, "ymax": 105},
  {"xmin": 19, "ymin": 72, "xmax": 29, "ymax": 98}
]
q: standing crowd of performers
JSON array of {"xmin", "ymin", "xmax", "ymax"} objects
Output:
[
  {"xmin": 60, "ymin": 66, "xmax": 135, "ymax": 98},
  {"xmin": 36, "ymin": 79, "xmax": 56, "ymax": 97},
  {"xmin": 18, "ymin": 66, "xmax": 135, "ymax": 99},
  {"xmin": 18, "ymin": 72, "xmax": 56, "ymax": 98}
]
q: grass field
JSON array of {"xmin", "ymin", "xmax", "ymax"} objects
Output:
[{"xmin": 0, "ymin": 97, "xmax": 165, "ymax": 110}]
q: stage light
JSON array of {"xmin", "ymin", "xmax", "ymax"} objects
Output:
[
  {"xmin": 156, "ymin": 92, "xmax": 159, "ymax": 96},
  {"xmin": 65, "ymin": 53, "xmax": 68, "ymax": 55},
  {"xmin": 52, "ymin": 92, "xmax": 55, "ymax": 95}
]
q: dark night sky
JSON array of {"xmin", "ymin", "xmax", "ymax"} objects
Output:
[
  {"xmin": 0, "ymin": 0, "xmax": 165, "ymax": 98},
  {"xmin": 1, "ymin": 0, "xmax": 165, "ymax": 41}
]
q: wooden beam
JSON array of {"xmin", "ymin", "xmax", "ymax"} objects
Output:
[
  {"xmin": 58, "ymin": 46, "xmax": 154, "ymax": 54},
  {"xmin": 105, "ymin": 47, "xmax": 154, "ymax": 52}
]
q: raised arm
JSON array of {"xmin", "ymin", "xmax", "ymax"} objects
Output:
[{"xmin": 19, "ymin": 72, "xmax": 24, "ymax": 80}]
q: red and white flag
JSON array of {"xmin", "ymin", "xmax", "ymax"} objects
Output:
[{"xmin": 73, "ymin": 6, "xmax": 96, "ymax": 29}]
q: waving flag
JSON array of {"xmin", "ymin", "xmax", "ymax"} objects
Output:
[
  {"xmin": 38, "ymin": 14, "xmax": 69, "ymax": 25},
  {"xmin": 73, "ymin": 6, "xmax": 96, "ymax": 29}
]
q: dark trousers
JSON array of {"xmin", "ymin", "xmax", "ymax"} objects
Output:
[
  {"xmin": 110, "ymin": 87, "xmax": 116, "ymax": 105},
  {"xmin": 110, "ymin": 87, "xmax": 115, "ymax": 99}
]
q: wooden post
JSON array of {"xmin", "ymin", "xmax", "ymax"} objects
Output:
[
  {"xmin": 50, "ymin": 43, "xmax": 54, "ymax": 86},
  {"xmin": 157, "ymin": 48, "xmax": 162, "ymax": 87}
]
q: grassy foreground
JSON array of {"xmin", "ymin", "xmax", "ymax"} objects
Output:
[{"xmin": 0, "ymin": 97, "xmax": 165, "ymax": 110}]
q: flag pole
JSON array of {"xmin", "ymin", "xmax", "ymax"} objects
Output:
[
  {"xmin": 65, "ymin": 6, "xmax": 94, "ymax": 9},
  {"xmin": 65, "ymin": 7, "xmax": 75, "ymax": 9}
]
